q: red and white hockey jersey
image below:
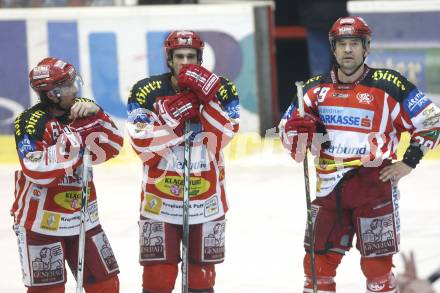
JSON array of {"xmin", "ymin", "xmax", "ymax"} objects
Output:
[
  {"xmin": 12, "ymin": 100, "xmax": 123, "ymax": 236},
  {"xmin": 280, "ymin": 66, "xmax": 440, "ymax": 197},
  {"xmin": 127, "ymin": 72, "xmax": 239, "ymax": 225}
]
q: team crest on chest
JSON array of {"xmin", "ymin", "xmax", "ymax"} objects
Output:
[{"xmin": 356, "ymin": 92, "xmax": 374, "ymax": 104}]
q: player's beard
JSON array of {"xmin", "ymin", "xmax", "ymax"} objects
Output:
[{"xmin": 337, "ymin": 55, "xmax": 365, "ymax": 77}]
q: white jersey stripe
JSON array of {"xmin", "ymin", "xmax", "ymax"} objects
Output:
[
  {"xmin": 202, "ymin": 110, "xmax": 234, "ymax": 138},
  {"xmin": 379, "ymin": 92, "xmax": 390, "ymax": 133}
]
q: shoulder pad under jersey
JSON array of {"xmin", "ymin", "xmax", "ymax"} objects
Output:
[
  {"xmin": 128, "ymin": 73, "xmax": 173, "ymax": 111},
  {"xmin": 14, "ymin": 103, "xmax": 50, "ymax": 142},
  {"xmin": 302, "ymin": 73, "xmax": 332, "ymax": 92},
  {"xmin": 364, "ymin": 67, "xmax": 416, "ymax": 102},
  {"xmin": 215, "ymin": 77, "xmax": 239, "ymax": 106}
]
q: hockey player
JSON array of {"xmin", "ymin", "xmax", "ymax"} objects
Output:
[
  {"xmin": 127, "ymin": 30, "xmax": 239, "ymax": 293},
  {"xmin": 279, "ymin": 16, "xmax": 440, "ymax": 293},
  {"xmin": 12, "ymin": 57, "xmax": 123, "ymax": 293}
]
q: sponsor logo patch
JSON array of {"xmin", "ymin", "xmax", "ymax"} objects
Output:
[
  {"xmin": 404, "ymin": 90, "xmax": 430, "ymax": 117},
  {"xmin": 202, "ymin": 220, "xmax": 225, "ymax": 262},
  {"xmin": 372, "ymin": 70, "xmax": 406, "ymax": 91},
  {"xmin": 319, "ymin": 106, "xmax": 374, "ymax": 130},
  {"xmin": 144, "ymin": 194, "xmax": 163, "ymax": 215},
  {"xmin": 155, "ymin": 176, "xmax": 211, "ymax": 197},
  {"xmin": 140, "ymin": 220, "xmax": 166, "ymax": 261},
  {"xmin": 30, "ymin": 243, "xmax": 64, "ymax": 285},
  {"xmin": 92, "ymin": 232, "xmax": 119, "ymax": 273},
  {"xmin": 204, "ymin": 196, "xmax": 219, "ymax": 217},
  {"xmin": 32, "ymin": 65, "xmax": 50, "ymax": 79},
  {"xmin": 18, "ymin": 134, "xmax": 37, "ymax": 159},
  {"xmin": 25, "ymin": 151, "xmax": 43, "ymax": 162},
  {"xmin": 326, "ymin": 144, "xmax": 367, "ymax": 155},
  {"xmin": 360, "ymin": 214, "xmax": 398, "ymax": 257},
  {"xmin": 40, "ymin": 212, "xmax": 61, "ymax": 231},
  {"xmin": 332, "ymin": 92, "xmax": 350, "ymax": 98},
  {"xmin": 422, "ymin": 105, "xmax": 440, "ymax": 127},
  {"xmin": 54, "ymin": 190, "xmax": 87, "ymax": 210}
]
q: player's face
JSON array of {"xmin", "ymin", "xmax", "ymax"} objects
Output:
[
  {"xmin": 169, "ymin": 48, "xmax": 199, "ymax": 76},
  {"xmin": 334, "ymin": 37, "xmax": 367, "ymax": 75},
  {"xmin": 47, "ymin": 76, "xmax": 82, "ymax": 110}
]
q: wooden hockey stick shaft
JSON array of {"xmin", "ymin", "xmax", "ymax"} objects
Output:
[
  {"xmin": 295, "ymin": 81, "xmax": 318, "ymax": 293},
  {"xmin": 76, "ymin": 147, "xmax": 91, "ymax": 293},
  {"xmin": 182, "ymin": 120, "xmax": 191, "ymax": 293}
]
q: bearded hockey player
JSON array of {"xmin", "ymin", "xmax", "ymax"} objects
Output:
[
  {"xmin": 280, "ymin": 16, "xmax": 440, "ymax": 293},
  {"xmin": 12, "ymin": 57, "xmax": 123, "ymax": 293}
]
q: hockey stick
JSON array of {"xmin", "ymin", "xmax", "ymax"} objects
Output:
[
  {"xmin": 295, "ymin": 81, "xmax": 318, "ymax": 293},
  {"xmin": 76, "ymin": 147, "xmax": 91, "ymax": 293},
  {"xmin": 60, "ymin": 126, "xmax": 90, "ymax": 293},
  {"xmin": 181, "ymin": 120, "xmax": 191, "ymax": 293}
]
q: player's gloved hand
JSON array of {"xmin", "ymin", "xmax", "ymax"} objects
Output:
[
  {"xmin": 69, "ymin": 115, "xmax": 104, "ymax": 146},
  {"xmin": 154, "ymin": 92, "xmax": 200, "ymax": 129},
  {"xmin": 284, "ymin": 113, "xmax": 330, "ymax": 158},
  {"xmin": 69, "ymin": 98, "xmax": 100, "ymax": 120},
  {"xmin": 178, "ymin": 64, "xmax": 221, "ymax": 104}
]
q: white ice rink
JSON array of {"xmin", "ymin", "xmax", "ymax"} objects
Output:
[{"xmin": 1, "ymin": 153, "xmax": 439, "ymax": 293}]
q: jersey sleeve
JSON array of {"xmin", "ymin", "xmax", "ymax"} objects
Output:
[
  {"xmin": 199, "ymin": 77, "xmax": 240, "ymax": 152},
  {"xmin": 371, "ymin": 69, "xmax": 440, "ymax": 167},
  {"xmin": 398, "ymin": 87, "xmax": 440, "ymax": 166},
  {"xmin": 399, "ymin": 89, "xmax": 440, "ymax": 148},
  {"xmin": 14, "ymin": 110, "xmax": 82, "ymax": 186},
  {"xmin": 70, "ymin": 108, "xmax": 124, "ymax": 164},
  {"xmin": 126, "ymin": 79, "xmax": 184, "ymax": 164}
]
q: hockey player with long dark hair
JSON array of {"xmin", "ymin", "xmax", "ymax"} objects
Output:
[{"xmin": 12, "ymin": 57, "xmax": 123, "ymax": 293}]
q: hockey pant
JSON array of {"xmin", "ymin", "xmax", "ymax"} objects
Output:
[
  {"xmin": 139, "ymin": 217, "xmax": 225, "ymax": 293},
  {"xmin": 15, "ymin": 225, "xmax": 119, "ymax": 291},
  {"xmin": 303, "ymin": 162, "xmax": 400, "ymax": 292}
]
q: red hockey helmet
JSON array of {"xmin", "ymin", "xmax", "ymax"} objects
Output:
[
  {"xmin": 29, "ymin": 57, "xmax": 77, "ymax": 93},
  {"xmin": 329, "ymin": 16, "xmax": 372, "ymax": 49},
  {"xmin": 164, "ymin": 30, "xmax": 204, "ymax": 61}
]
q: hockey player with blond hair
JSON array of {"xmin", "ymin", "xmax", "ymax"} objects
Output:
[{"xmin": 280, "ymin": 16, "xmax": 440, "ymax": 293}]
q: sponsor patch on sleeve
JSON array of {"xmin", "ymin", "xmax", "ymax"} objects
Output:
[
  {"xmin": 403, "ymin": 89, "xmax": 430, "ymax": 117},
  {"xmin": 225, "ymin": 99, "xmax": 240, "ymax": 119},
  {"xmin": 18, "ymin": 134, "xmax": 37, "ymax": 159}
]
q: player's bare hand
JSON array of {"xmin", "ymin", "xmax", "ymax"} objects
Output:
[
  {"xmin": 397, "ymin": 251, "xmax": 436, "ymax": 293},
  {"xmin": 379, "ymin": 161, "xmax": 412, "ymax": 182},
  {"xmin": 69, "ymin": 101, "xmax": 99, "ymax": 120}
]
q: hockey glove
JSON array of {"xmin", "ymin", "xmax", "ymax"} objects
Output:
[
  {"xmin": 284, "ymin": 113, "xmax": 330, "ymax": 157},
  {"xmin": 178, "ymin": 64, "xmax": 221, "ymax": 104},
  {"xmin": 69, "ymin": 114, "xmax": 105, "ymax": 146},
  {"xmin": 154, "ymin": 92, "xmax": 200, "ymax": 129}
]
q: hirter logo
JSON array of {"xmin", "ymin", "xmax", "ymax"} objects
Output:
[{"xmin": 357, "ymin": 93, "xmax": 374, "ymax": 104}]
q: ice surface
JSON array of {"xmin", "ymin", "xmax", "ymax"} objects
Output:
[{"xmin": 1, "ymin": 153, "xmax": 439, "ymax": 292}]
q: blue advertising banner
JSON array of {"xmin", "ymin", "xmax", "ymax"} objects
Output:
[{"xmin": 0, "ymin": 5, "xmax": 260, "ymax": 134}]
